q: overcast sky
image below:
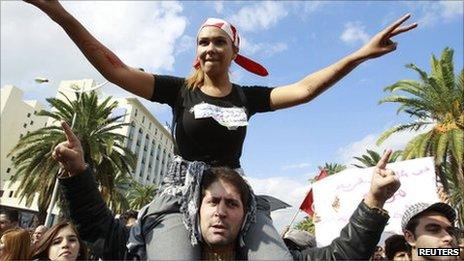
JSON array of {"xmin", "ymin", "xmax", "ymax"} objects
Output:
[{"xmin": 2, "ymin": 1, "xmax": 463, "ymax": 230}]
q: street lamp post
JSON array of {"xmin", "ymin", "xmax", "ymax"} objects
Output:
[{"xmin": 43, "ymin": 79, "xmax": 108, "ymax": 227}]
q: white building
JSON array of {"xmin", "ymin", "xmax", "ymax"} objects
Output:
[
  {"xmin": 0, "ymin": 85, "xmax": 51, "ymax": 214},
  {"xmin": 113, "ymin": 97, "xmax": 174, "ymax": 185},
  {"xmin": 1, "ymin": 80, "xmax": 174, "ymax": 217}
]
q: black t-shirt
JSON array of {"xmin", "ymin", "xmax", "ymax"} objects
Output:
[{"xmin": 151, "ymin": 75, "xmax": 274, "ymax": 168}]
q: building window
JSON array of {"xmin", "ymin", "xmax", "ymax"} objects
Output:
[
  {"xmin": 23, "ymin": 123, "xmax": 27, "ymax": 128},
  {"xmin": 30, "ymin": 120, "xmax": 34, "ymax": 125},
  {"xmin": 33, "ymin": 110, "xmax": 37, "ymax": 115},
  {"xmin": 142, "ymin": 116, "xmax": 145, "ymax": 123},
  {"xmin": 135, "ymin": 109, "xmax": 138, "ymax": 117},
  {"xmin": 9, "ymin": 191, "xmax": 13, "ymax": 198},
  {"xmin": 6, "ymin": 168, "xmax": 11, "ymax": 173},
  {"xmin": 27, "ymin": 113, "xmax": 31, "ymax": 118},
  {"xmin": 19, "ymin": 134, "xmax": 23, "ymax": 138}
]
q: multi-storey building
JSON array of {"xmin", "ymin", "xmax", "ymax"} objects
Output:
[
  {"xmin": 112, "ymin": 97, "xmax": 174, "ymax": 185},
  {"xmin": 1, "ymin": 85, "xmax": 50, "ymax": 217}
]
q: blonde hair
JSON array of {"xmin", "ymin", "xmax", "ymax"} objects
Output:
[
  {"xmin": 0, "ymin": 228, "xmax": 32, "ymax": 261},
  {"xmin": 185, "ymin": 67, "xmax": 205, "ymax": 89}
]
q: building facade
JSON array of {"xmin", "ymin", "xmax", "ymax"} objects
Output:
[{"xmin": 1, "ymin": 85, "xmax": 50, "ymax": 215}]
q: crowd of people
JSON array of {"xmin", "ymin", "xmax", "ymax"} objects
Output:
[
  {"xmin": 1, "ymin": 161, "xmax": 463, "ymax": 260},
  {"xmin": 0, "ymin": 208, "xmax": 140, "ymax": 260},
  {"xmin": 2, "ymin": 0, "xmax": 461, "ymax": 260}
]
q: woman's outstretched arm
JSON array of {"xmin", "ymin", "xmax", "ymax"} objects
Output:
[
  {"xmin": 270, "ymin": 13, "xmax": 417, "ymax": 110},
  {"xmin": 24, "ymin": 0, "xmax": 154, "ymax": 100}
]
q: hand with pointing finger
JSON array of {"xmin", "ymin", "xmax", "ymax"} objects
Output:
[
  {"xmin": 52, "ymin": 121, "xmax": 86, "ymax": 177},
  {"xmin": 364, "ymin": 149, "xmax": 401, "ymax": 209}
]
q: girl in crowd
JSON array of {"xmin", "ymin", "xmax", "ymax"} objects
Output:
[
  {"xmin": 25, "ymin": 0, "xmax": 417, "ymax": 259},
  {"xmin": 0, "ymin": 228, "xmax": 32, "ymax": 261},
  {"xmin": 32, "ymin": 221, "xmax": 88, "ymax": 261}
]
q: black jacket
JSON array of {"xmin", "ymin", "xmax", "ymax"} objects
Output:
[{"xmin": 60, "ymin": 167, "xmax": 389, "ymax": 260}]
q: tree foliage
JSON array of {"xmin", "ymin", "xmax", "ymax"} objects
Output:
[
  {"xmin": 353, "ymin": 149, "xmax": 403, "ymax": 168},
  {"xmin": 8, "ymin": 91, "xmax": 136, "ymax": 222},
  {"xmin": 377, "ymin": 47, "xmax": 463, "ymax": 226}
]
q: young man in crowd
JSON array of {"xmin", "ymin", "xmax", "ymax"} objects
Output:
[
  {"xmin": 384, "ymin": 234, "xmax": 411, "ymax": 261},
  {"xmin": 120, "ymin": 210, "xmax": 138, "ymax": 228},
  {"xmin": 402, "ymin": 202, "xmax": 460, "ymax": 260},
  {"xmin": 0, "ymin": 209, "xmax": 19, "ymax": 237}
]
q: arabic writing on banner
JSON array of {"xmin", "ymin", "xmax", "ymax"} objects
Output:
[{"xmin": 312, "ymin": 157, "xmax": 439, "ymax": 247}]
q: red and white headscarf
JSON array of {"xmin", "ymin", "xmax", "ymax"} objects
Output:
[{"xmin": 193, "ymin": 18, "xmax": 269, "ymax": 77}]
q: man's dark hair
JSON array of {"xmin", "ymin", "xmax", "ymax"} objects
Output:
[
  {"xmin": 384, "ymin": 234, "xmax": 411, "ymax": 260},
  {"xmin": 0, "ymin": 209, "xmax": 19, "ymax": 223},
  {"xmin": 120, "ymin": 210, "xmax": 138, "ymax": 224},
  {"xmin": 201, "ymin": 167, "xmax": 251, "ymax": 211}
]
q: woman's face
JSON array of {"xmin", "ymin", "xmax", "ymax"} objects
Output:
[
  {"xmin": 47, "ymin": 225, "xmax": 80, "ymax": 261},
  {"xmin": 197, "ymin": 26, "xmax": 237, "ymax": 77}
]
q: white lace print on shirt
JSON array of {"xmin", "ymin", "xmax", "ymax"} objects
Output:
[{"xmin": 191, "ymin": 102, "xmax": 248, "ymax": 130}]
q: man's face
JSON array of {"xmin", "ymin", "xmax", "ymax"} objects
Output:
[
  {"xmin": 405, "ymin": 211, "xmax": 458, "ymax": 260},
  {"xmin": 0, "ymin": 214, "xmax": 14, "ymax": 235},
  {"xmin": 200, "ymin": 179, "xmax": 244, "ymax": 247},
  {"xmin": 125, "ymin": 217, "xmax": 137, "ymax": 228},
  {"xmin": 392, "ymin": 251, "xmax": 411, "ymax": 261},
  {"xmin": 32, "ymin": 225, "xmax": 47, "ymax": 244}
]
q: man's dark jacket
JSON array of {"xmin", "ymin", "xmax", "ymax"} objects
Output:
[{"xmin": 60, "ymin": 167, "xmax": 389, "ymax": 260}]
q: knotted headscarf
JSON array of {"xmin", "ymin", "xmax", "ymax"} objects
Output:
[{"xmin": 193, "ymin": 18, "xmax": 269, "ymax": 77}]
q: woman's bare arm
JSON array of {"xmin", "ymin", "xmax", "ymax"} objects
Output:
[
  {"xmin": 25, "ymin": 0, "xmax": 155, "ymax": 100},
  {"xmin": 270, "ymin": 13, "xmax": 417, "ymax": 110}
]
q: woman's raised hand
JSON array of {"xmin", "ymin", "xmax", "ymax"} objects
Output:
[{"xmin": 357, "ymin": 13, "xmax": 418, "ymax": 60}]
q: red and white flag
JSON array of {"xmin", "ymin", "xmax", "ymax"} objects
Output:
[{"xmin": 299, "ymin": 169, "xmax": 329, "ymax": 216}]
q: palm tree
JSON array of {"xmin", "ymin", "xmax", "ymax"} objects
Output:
[
  {"xmin": 308, "ymin": 163, "xmax": 346, "ymax": 183},
  {"xmin": 376, "ymin": 47, "xmax": 463, "ymax": 226},
  {"xmin": 108, "ymin": 172, "xmax": 132, "ymax": 213},
  {"xmin": 352, "ymin": 149, "xmax": 403, "ymax": 168},
  {"xmin": 127, "ymin": 181, "xmax": 156, "ymax": 210},
  {"xmin": 295, "ymin": 216, "xmax": 315, "ymax": 235},
  {"xmin": 8, "ymin": 91, "xmax": 136, "ymax": 223},
  {"xmin": 319, "ymin": 163, "xmax": 347, "ymax": 176}
]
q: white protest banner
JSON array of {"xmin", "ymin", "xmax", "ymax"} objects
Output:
[{"xmin": 313, "ymin": 157, "xmax": 439, "ymax": 247}]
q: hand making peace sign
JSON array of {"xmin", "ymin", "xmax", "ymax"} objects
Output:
[{"xmin": 358, "ymin": 13, "xmax": 418, "ymax": 60}]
